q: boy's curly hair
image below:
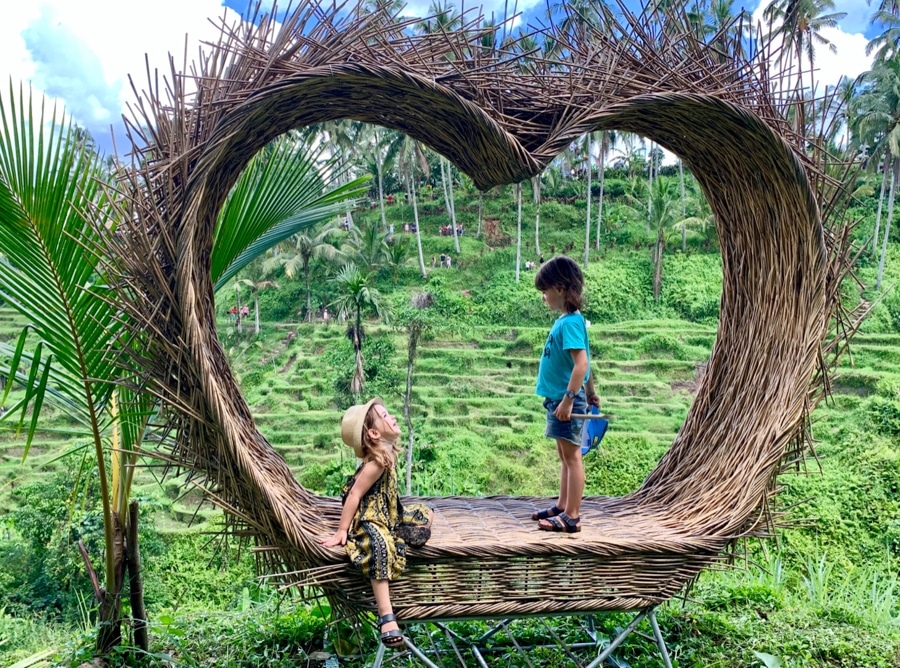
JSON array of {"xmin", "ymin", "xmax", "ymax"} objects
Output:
[{"xmin": 534, "ymin": 256, "xmax": 584, "ymax": 313}]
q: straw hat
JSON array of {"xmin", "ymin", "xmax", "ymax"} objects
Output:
[{"xmin": 341, "ymin": 397, "xmax": 384, "ymax": 458}]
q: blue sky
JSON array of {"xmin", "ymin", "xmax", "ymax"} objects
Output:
[{"xmin": 0, "ymin": 0, "xmax": 876, "ymax": 155}]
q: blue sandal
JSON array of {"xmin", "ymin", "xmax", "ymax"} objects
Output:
[
  {"xmin": 538, "ymin": 512, "xmax": 581, "ymax": 533},
  {"xmin": 531, "ymin": 504, "xmax": 562, "ymax": 521},
  {"xmin": 377, "ymin": 613, "xmax": 404, "ymax": 648}
]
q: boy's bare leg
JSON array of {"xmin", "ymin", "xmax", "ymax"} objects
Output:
[
  {"xmin": 558, "ymin": 440, "xmax": 584, "ymax": 519},
  {"xmin": 371, "ymin": 580, "xmax": 399, "ymax": 635},
  {"xmin": 556, "ymin": 440, "xmax": 569, "ymax": 511}
]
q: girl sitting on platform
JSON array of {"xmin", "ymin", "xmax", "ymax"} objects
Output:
[{"xmin": 323, "ymin": 397, "xmax": 433, "ymax": 648}]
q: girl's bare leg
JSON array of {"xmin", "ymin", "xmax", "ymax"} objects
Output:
[{"xmin": 371, "ymin": 579, "xmax": 399, "ymax": 635}]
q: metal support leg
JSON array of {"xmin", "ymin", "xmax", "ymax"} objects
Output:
[
  {"xmin": 648, "ymin": 609, "xmax": 673, "ymax": 668},
  {"xmin": 371, "ymin": 642, "xmax": 386, "ymax": 668},
  {"xmin": 585, "ymin": 609, "xmax": 649, "ymax": 668},
  {"xmin": 402, "ymin": 635, "xmax": 442, "ymax": 668}
]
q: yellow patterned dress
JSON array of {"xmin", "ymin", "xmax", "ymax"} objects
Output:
[{"xmin": 341, "ymin": 460, "xmax": 432, "ymax": 581}]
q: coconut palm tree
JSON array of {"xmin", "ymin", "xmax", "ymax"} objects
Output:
[
  {"xmin": 763, "ymin": 0, "xmax": 847, "ymax": 131},
  {"xmin": 331, "ymin": 263, "xmax": 390, "ymax": 399},
  {"xmin": 0, "ymin": 88, "xmax": 364, "ymax": 656},
  {"xmin": 266, "ymin": 223, "xmax": 344, "ymax": 322},
  {"xmin": 854, "ymin": 56, "xmax": 900, "ymax": 287},
  {"xmin": 439, "ymin": 156, "xmax": 460, "ymax": 254},
  {"xmin": 384, "ymin": 234, "xmax": 412, "ymax": 281},
  {"xmin": 584, "ymin": 134, "xmax": 593, "ymax": 268},
  {"xmin": 235, "ymin": 277, "xmax": 280, "ymax": 335},
  {"xmin": 595, "ymin": 130, "xmax": 615, "ymax": 250},
  {"xmin": 623, "ymin": 177, "xmax": 682, "ymax": 300},
  {"xmin": 345, "ymin": 219, "xmax": 391, "ymax": 274},
  {"xmin": 396, "ymin": 134, "xmax": 429, "ymax": 277},
  {"xmin": 868, "ymin": 1, "xmax": 900, "ymax": 61},
  {"xmin": 532, "ymin": 174, "xmax": 542, "ymax": 257},
  {"xmin": 415, "ymin": 0, "xmax": 462, "ymax": 34},
  {"xmin": 515, "ymin": 182, "xmax": 523, "ymax": 282}
]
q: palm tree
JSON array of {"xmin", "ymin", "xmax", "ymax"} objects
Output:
[
  {"xmin": 868, "ymin": 1, "xmax": 900, "ymax": 61},
  {"xmin": 623, "ymin": 177, "xmax": 681, "ymax": 300},
  {"xmin": 763, "ymin": 0, "xmax": 847, "ymax": 131},
  {"xmin": 595, "ymin": 130, "xmax": 614, "ymax": 250},
  {"xmin": 384, "ymin": 234, "xmax": 412, "ymax": 281},
  {"xmin": 515, "ymin": 182, "xmax": 523, "ymax": 282},
  {"xmin": 532, "ymin": 174, "xmax": 542, "ymax": 257},
  {"xmin": 235, "ymin": 277, "xmax": 279, "ymax": 334},
  {"xmin": 267, "ymin": 223, "xmax": 343, "ymax": 321},
  {"xmin": 583, "ymin": 134, "xmax": 593, "ymax": 268},
  {"xmin": 854, "ymin": 56, "xmax": 900, "ymax": 287},
  {"xmin": 0, "ymin": 86, "xmax": 146, "ymax": 655},
  {"xmin": 0, "ymin": 89, "xmax": 364, "ymax": 656},
  {"xmin": 331, "ymin": 263, "xmax": 390, "ymax": 400},
  {"xmin": 211, "ymin": 134, "xmax": 368, "ymax": 291},
  {"xmin": 396, "ymin": 291, "xmax": 435, "ymax": 495},
  {"xmin": 345, "ymin": 220, "xmax": 390, "ymax": 274},
  {"xmin": 415, "ymin": 0, "xmax": 462, "ymax": 34},
  {"xmin": 397, "ymin": 135, "xmax": 429, "ymax": 277},
  {"xmin": 440, "ymin": 157, "xmax": 460, "ymax": 254}
]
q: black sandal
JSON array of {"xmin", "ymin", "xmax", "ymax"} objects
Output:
[
  {"xmin": 538, "ymin": 512, "xmax": 581, "ymax": 533},
  {"xmin": 531, "ymin": 504, "xmax": 562, "ymax": 521},
  {"xmin": 376, "ymin": 613, "xmax": 404, "ymax": 648}
]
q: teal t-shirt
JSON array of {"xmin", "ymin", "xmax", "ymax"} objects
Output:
[{"xmin": 535, "ymin": 312, "xmax": 591, "ymax": 400}]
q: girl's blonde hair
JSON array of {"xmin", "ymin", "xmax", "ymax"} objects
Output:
[
  {"xmin": 534, "ymin": 255, "xmax": 584, "ymax": 313},
  {"xmin": 361, "ymin": 405, "xmax": 401, "ymax": 469}
]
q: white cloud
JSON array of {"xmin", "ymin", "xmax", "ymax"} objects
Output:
[
  {"xmin": 751, "ymin": 0, "xmax": 873, "ymax": 90},
  {"xmin": 1, "ymin": 0, "xmax": 243, "ymax": 153}
]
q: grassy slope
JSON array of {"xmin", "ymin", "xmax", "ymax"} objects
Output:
[{"xmin": 3, "ymin": 185, "xmax": 900, "ymax": 665}]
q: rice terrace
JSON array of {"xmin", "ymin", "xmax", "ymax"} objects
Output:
[{"xmin": 1, "ymin": 0, "xmax": 900, "ymax": 666}]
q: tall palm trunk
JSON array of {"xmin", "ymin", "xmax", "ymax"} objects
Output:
[
  {"xmin": 515, "ymin": 182, "xmax": 523, "ymax": 282},
  {"xmin": 408, "ymin": 175, "xmax": 427, "ymax": 278},
  {"xmin": 235, "ymin": 284, "xmax": 243, "ymax": 334},
  {"xmin": 679, "ymin": 161, "xmax": 687, "ymax": 252},
  {"xmin": 304, "ymin": 262, "xmax": 313, "ymax": 321},
  {"xmin": 441, "ymin": 158, "xmax": 460, "ymax": 254},
  {"xmin": 403, "ymin": 324, "xmax": 421, "ymax": 495},
  {"xmin": 377, "ymin": 160, "xmax": 387, "ymax": 232},
  {"xmin": 647, "ymin": 142, "xmax": 654, "ymax": 233},
  {"xmin": 873, "ymin": 153, "xmax": 891, "ymax": 258},
  {"xmin": 253, "ymin": 290, "xmax": 260, "ymax": 335},
  {"xmin": 584, "ymin": 135, "xmax": 592, "ymax": 268},
  {"xmin": 476, "ymin": 190, "xmax": 483, "ymax": 238},
  {"xmin": 877, "ymin": 157, "xmax": 898, "ymax": 291},
  {"xmin": 532, "ymin": 175, "xmax": 541, "ymax": 257},
  {"xmin": 653, "ymin": 226, "xmax": 665, "ymax": 301},
  {"xmin": 350, "ymin": 307, "xmax": 365, "ymax": 401},
  {"xmin": 595, "ymin": 132, "xmax": 608, "ymax": 251}
]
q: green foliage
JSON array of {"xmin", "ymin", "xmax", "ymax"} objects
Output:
[
  {"xmin": 659, "ymin": 253, "xmax": 722, "ymax": 322},
  {"xmin": 322, "ymin": 333, "xmax": 402, "ymax": 407},
  {"xmin": 0, "ymin": 468, "xmax": 163, "ymax": 622},
  {"xmin": 634, "ymin": 333, "xmax": 689, "ymax": 360},
  {"xmin": 582, "ymin": 257, "xmax": 655, "ymax": 322},
  {"xmin": 142, "ymin": 532, "xmax": 257, "ymax": 612},
  {"xmin": 469, "ymin": 271, "xmax": 552, "ymax": 326}
]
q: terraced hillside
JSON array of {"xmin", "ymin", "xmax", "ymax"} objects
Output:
[{"xmin": 2, "ymin": 311, "xmax": 896, "ymax": 534}]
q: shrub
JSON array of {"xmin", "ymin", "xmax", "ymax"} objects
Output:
[{"xmin": 660, "ymin": 254, "xmax": 722, "ymax": 322}]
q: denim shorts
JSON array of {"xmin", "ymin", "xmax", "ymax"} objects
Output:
[{"xmin": 543, "ymin": 389, "xmax": 587, "ymax": 446}]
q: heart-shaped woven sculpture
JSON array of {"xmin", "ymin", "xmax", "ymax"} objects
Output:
[{"xmin": 103, "ymin": 2, "xmax": 856, "ymax": 620}]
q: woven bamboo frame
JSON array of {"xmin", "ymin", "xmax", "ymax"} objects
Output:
[{"xmin": 100, "ymin": 2, "xmax": 864, "ymax": 621}]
